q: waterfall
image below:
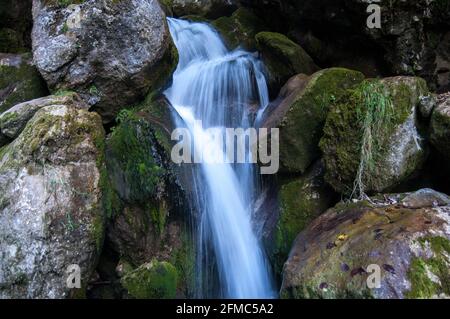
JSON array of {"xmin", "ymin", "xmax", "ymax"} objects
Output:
[{"xmin": 164, "ymin": 18, "xmax": 275, "ymax": 299}]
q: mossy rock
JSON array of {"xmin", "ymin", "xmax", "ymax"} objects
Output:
[
  {"xmin": 121, "ymin": 260, "xmax": 178, "ymax": 299},
  {"xmin": 281, "ymin": 189, "xmax": 450, "ymax": 299},
  {"xmin": 261, "ymin": 68, "xmax": 365, "ymax": 173},
  {"xmin": 271, "ymin": 161, "xmax": 337, "ymax": 277},
  {"xmin": 320, "ymin": 76, "xmax": 429, "ymax": 195},
  {"xmin": 0, "ymin": 53, "xmax": 48, "ymax": 114},
  {"xmin": 430, "ymin": 93, "xmax": 450, "ymax": 159},
  {"xmin": 255, "ymin": 31, "xmax": 319, "ymax": 93},
  {"xmin": 212, "ymin": 7, "xmax": 266, "ymax": 51}
]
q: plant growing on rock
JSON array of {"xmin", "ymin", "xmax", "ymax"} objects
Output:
[{"xmin": 351, "ymin": 80, "xmax": 394, "ymax": 199}]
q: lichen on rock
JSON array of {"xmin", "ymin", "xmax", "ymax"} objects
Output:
[{"xmin": 0, "ymin": 93, "xmax": 106, "ymax": 298}]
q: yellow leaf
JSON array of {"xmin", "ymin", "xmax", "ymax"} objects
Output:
[{"xmin": 337, "ymin": 234, "xmax": 348, "ymax": 241}]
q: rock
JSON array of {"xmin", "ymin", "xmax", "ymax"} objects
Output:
[
  {"xmin": 105, "ymin": 94, "xmax": 195, "ymax": 297},
  {"xmin": 31, "ymin": 0, "xmax": 178, "ymax": 123},
  {"xmin": 0, "ymin": 94, "xmax": 106, "ymax": 298},
  {"xmin": 418, "ymin": 94, "xmax": 437, "ymax": 118},
  {"xmin": 212, "ymin": 7, "xmax": 266, "ymax": 50},
  {"xmin": 260, "ymin": 68, "xmax": 365, "ymax": 173},
  {"xmin": 255, "ymin": 32, "xmax": 319, "ymax": 94},
  {"xmin": 0, "ymin": 93, "xmax": 87, "ymax": 143},
  {"xmin": 281, "ymin": 189, "xmax": 450, "ymax": 299},
  {"xmin": 121, "ymin": 260, "xmax": 178, "ymax": 299},
  {"xmin": 320, "ymin": 76, "xmax": 429, "ymax": 195},
  {"xmin": 166, "ymin": 0, "xmax": 237, "ymax": 19},
  {"xmin": 242, "ymin": 0, "xmax": 450, "ymax": 92},
  {"xmin": 430, "ymin": 93, "xmax": 450, "ymax": 159},
  {"xmin": 0, "ymin": 53, "xmax": 48, "ymax": 114},
  {"xmin": 271, "ymin": 161, "xmax": 337, "ymax": 276},
  {"xmin": 0, "ymin": 0, "xmax": 33, "ymax": 52}
]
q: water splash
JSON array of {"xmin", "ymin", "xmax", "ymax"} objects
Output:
[{"xmin": 164, "ymin": 18, "xmax": 275, "ymax": 298}]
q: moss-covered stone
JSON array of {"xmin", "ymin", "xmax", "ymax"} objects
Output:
[
  {"xmin": 320, "ymin": 76, "xmax": 429, "ymax": 195},
  {"xmin": 0, "ymin": 53, "xmax": 48, "ymax": 114},
  {"xmin": 430, "ymin": 93, "xmax": 450, "ymax": 159},
  {"xmin": 272, "ymin": 161, "xmax": 337, "ymax": 276},
  {"xmin": 255, "ymin": 31, "xmax": 319, "ymax": 92},
  {"xmin": 121, "ymin": 260, "xmax": 178, "ymax": 299},
  {"xmin": 262, "ymin": 68, "xmax": 365, "ymax": 173},
  {"xmin": 281, "ymin": 189, "xmax": 450, "ymax": 299},
  {"xmin": 212, "ymin": 7, "xmax": 266, "ymax": 51}
]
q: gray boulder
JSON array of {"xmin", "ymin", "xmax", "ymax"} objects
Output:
[
  {"xmin": 0, "ymin": 94, "xmax": 106, "ymax": 298},
  {"xmin": 32, "ymin": 0, "xmax": 178, "ymax": 122}
]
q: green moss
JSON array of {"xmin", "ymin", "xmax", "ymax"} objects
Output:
[
  {"xmin": 320, "ymin": 77, "xmax": 428, "ymax": 195},
  {"xmin": 430, "ymin": 104, "xmax": 450, "ymax": 158},
  {"xmin": 171, "ymin": 229, "xmax": 196, "ymax": 297},
  {"xmin": 91, "ymin": 213, "xmax": 105, "ymax": 253},
  {"xmin": 406, "ymin": 236, "xmax": 450, "ymax": 298},
  {"xmin": 278, "ymin": 68, "xmax": 365, "ymax": 173},
  {"xmin": 255, "ymin": 31, "xmax": 318, "ymax": 90},
  {"xmin": 121, "ymin": 260, "xmax": 178, "ymax": 299},
  {"xmin": 212, "ymin": 8, "xmax": 266, "ymax": 51},
  {"xmin": 108, "ymin": 111, "xmax": 165, "ymax": 204},
  {"xmin": 0, "ymin": 55, "xmax": 48, "ymax": 113}
]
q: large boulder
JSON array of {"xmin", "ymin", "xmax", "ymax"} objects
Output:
[
  {"xmin": 0, "ymin": 53, "xmax": 48, "ymax": 114},
  {"xmin": 260, "ymin": 68, "xmax": 365, "ymax": 173},
  {"xmin": 31, "ymin": 0, "xmax": 178, "ymax": 122},
  {"xmin": 320, "ymin": 76, "xmax": 429, "ymax": 196},
  {"xmin": 270, "ymin": 161, "xmax": 337, "ymax": 276},
  {"xmin": 255, "ymin": 32, "xmax": 319, "ymax": 93},
  {"xmin": 164, "ymin": 0, "xmax": 238, "ymax": 19},
  {"xmin": 0, "ymin": 0, "xmax": 33, "ymax": 52},
  {"xmin": 0, "ymin": 94, "xmax": 106, "ymax": 298},
  {"xmin": 430, "ymin": 93, "xmax": 450, "ymax": 159},
  {"xmin": 281, "ymin": 189, "xmax": 450, "ymax": 299}
]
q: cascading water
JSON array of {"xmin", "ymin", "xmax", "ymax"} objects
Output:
[{"xmin": 164, "ymin": 18, "xmax": 275, "ymax": 299}]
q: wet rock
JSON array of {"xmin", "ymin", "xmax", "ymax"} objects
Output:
[
  {"xmin": 0, "ymin": 53, "xmax": 48, "ymax": 115},
  {"xmin": 212, "ymin": 7, "xmax": 266, "ymax": 50},
  {"xmin": 104, "ymin": 94, "xmax": 195, "ymax": 297},
  {"xmin": 32, "ymin": 0, "xmax": 178, "ymax": 122},
  {"xmin": 270, "ymin": 161, "xmax": 337, "ymax": 276},
  {"xmin": 430, "ymin": 93, "xmax": 450, "ymax": 159},
  {"xmin": 260, "ymin": 68, "xmax": 365, "ymax": 173},
  {"xmin": 0, "ymin": 94, "xmax": 106, "ymax": 298},
  {"xmin": 281, "ymin": 189, "xmax": 450, "ymax": 299},
  {"xmin": 255, "ymin": 31, "xmax": 319, "ymax": 93},
  {"xmin": 121, "ymin": 260, "xmax": 178, "ymax": 299},
  {"xmin": 320, "ymin": 76, "xmax": 429, "ymax": 195},
  {"xmin": 0, "ymin": 93, "xmax": 87, "ymax": 143}
]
